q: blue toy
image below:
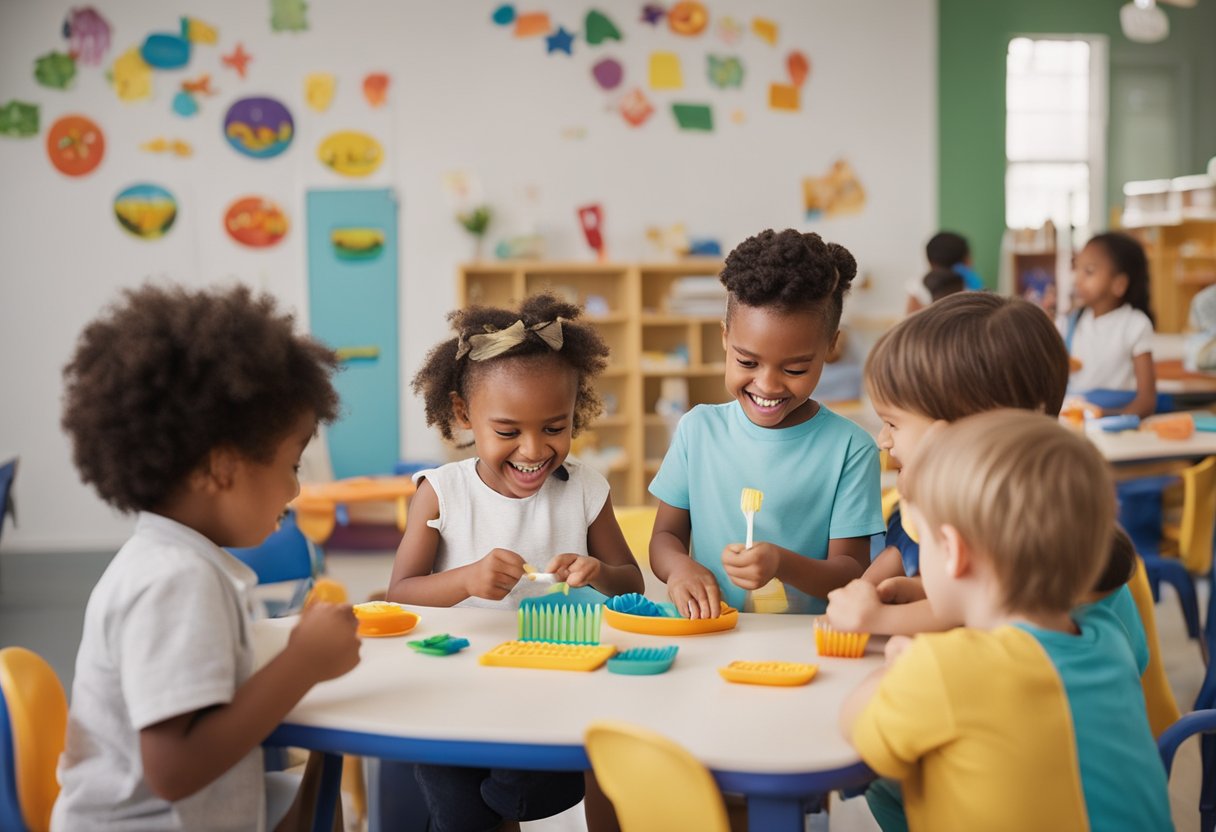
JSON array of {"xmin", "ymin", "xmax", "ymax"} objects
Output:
[
  {"xmin": 607, "ymin": 645, "xmax": 678, "ymax": 675},
  {"xmin": 407, "ymin": 634, "xmax": 470, "ymax": 656}
]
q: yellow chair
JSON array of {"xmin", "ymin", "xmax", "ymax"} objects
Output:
[
  {"xmin": 615, "ymin": 506, "xmax": 657, "ymax": 570},
  {"xmin": 584, "ymin": 721, "xmax": 729, "ymax": 832},
  {"xmin": 0, "ymin": 647, "xmax": 67, "ymax": 832},
  {"xmin": 1159, "ymin": 454, "xmax": 1216, "ymax": 576},
  {"xmin": 881, "ymin": 487, "xmax": 901, "ymax": 525},
  {"xmin": 1127, "ymin": 559, "xmax": 1183, "ymax": 738}
]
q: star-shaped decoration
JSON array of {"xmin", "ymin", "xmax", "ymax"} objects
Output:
[
  {"xmin": 221, "ymin": 42, "xmax": 252, "ymax": 78},
  {"xmin": 545, "ymin": 26, "xmax": 574, "ymax": 55},
  {"xmin": 641, "ymin": 4, "xmax": 665, "ymax": 25}
]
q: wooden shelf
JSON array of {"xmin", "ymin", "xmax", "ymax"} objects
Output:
[{"xmin": 1129, "ymin": 219, "xmax": 1216, "ymax": 333}]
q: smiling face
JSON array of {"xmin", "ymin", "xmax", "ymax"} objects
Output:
[
  {"xmin": 454, "ymin": 355, "xmax": 578, "ymax": 498},
  {"xmin": 874, "ymin": 399, "xmax": 941, "ymax": 490},
  {"xmin": 722, "ymin": 303, "xmax": 836, "ymax": 429}
]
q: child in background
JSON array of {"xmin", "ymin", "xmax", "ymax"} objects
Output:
[
  {"xmin": 649, "ymin": 229, "xmax": 884, "ymax": 618},
  {"xmin": 1185, "ymin": 283, "xmax": 1216, "ymax": 371},
  {"xmin": 905, "ymin": 231, "xmax": 983, "ymax": 314},
  {"xmin": 54, "ymin": 285, "xmax": 361, "ymax": 832},
  {"xmin": 389, "ymin": 292, "xmax": 642, "ymax": 831},
  {"xmin": 1059, "ymin": 231, "xmax": 1157, "ymax": 418},
  {"xmin": 921, "ymin": 267, "xmax": 964, "ymax": 303},
  {"xmin": 841, "ymin": 411, "xmax": 1171, "ymax": 832}
]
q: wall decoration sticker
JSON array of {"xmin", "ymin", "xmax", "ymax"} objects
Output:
[
  {"xmin": 649, "ymin": 52, "xmax": 682, "ymax": 89},
  {"xmin": 363, "ymin": 73, "xmax": 389, "ymax": 107},
  {"xmin": 34, "ymin": 52, "xmax": 76, "ymax": 89},
  {"xmin": 752, "ymin": 17, "xmax": 778, "ymax": 45},
  {"xmin": 271, "ymin": 0, "xmax": 309, "ymax": 32},
  {"xmin": 592, "ymin": 58, "xmax": 623, "ymax": 90},
  {"xmin": 672, "ymin": 103, "xmax": 712, "ymax": 131},
  {"xmin": 546, "ymin": 26, "xmax": 575, "ymax": 55},
  {"xmin": 110, "ymin": 47, "xmax": 152, "ymax": 101},
  {"xmin": 224, "ymin": 196, "xmax": 289, "ymax": 248},
  {"xmin": 768, "ymin": 83, "xmax": 799, "ymax": 112},
  {"xmin": 140, "ymin": 137, "xmax": 193, "ymax": 156},
  {"xmin": 46, "ymin": 114, "xmax": 104, "ymax": 176},
  {"xmin": 641, "ymin": 4, "xmax": 665, "ymax": 25},
  {"xmin": 716, "ymin": 16, "xmax": 742, "ymax": 45},
  {"xmin": 585, "ymin": 10, "xmax": 622, "ymax": 45},
  {"xmin": 707, "ymin": 55, "xmax": 743, "ymax": 89},
  {"xmin": 140, "ymin": 33, "xmax": 190, "ymax": 69},
  {"xmin": 787, "ymin": 51, "xmax": 810, "ymax": 87},
  {"xmin": 514, "ymin": 12, "xmax": 551, "ymax": 37},
  {"xmin": 577, "ymin": 203, "xmax": 606, "ymax": 260},
  {"xmin": 305, "ymin": 73, "xmax": 336, "ymax": 112},
  {"xmin": 221, "ymin": 42, "xmax": 252, "ymax": 77},
  {"xmin": 618, "ymin": 87, "xmax": 653, "ymax": 126},
  {"xmin": 113, "ymin": 183, "xmax": 177, "ymax": 239},
  {"xmin": 318, "ymin": 131, "xmax": 383, "ymax": 177},
  {"xmin": 492, "ymin": 5, "xmax": 516, "ymax": 26},
  {"xmin": 668, "ymin": 2, "xmax": 708, "ymax": 35},
  {"xmin": 180, "ymin": 17, "xmax": 218, "ymax": 44},
  {"xmin": 330, "ymin": 227, "xmax": 385, "ymax": 260},
  {"xmin": 0, "ymin": 101, "xmax": 39, "ymax": 137},
  {"xmin": 62, "ymin": 7, "xmax": 111, "ymax": 67},
  {"xmin": 802, "ymin": 159, "xmax": 866, "ymax": 219},
  {"xmin": 172, "ymin": 91, "xmax": 199, "ymax": 117},
  {"xmin": 224, "ymin": 96, "xmax": 294, "ymax": 158}
]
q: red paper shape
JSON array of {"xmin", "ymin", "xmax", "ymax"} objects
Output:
[
  {"xmin": 787, "ymin": 51, "xmax": 810, "ymax": 88},
  {"xmin": 577, "ymin": 204, "xmax": 605, "ymax": 260}
]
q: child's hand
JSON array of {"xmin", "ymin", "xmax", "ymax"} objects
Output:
[
  {"xmin": 825, "ymin": 579, "xmax": 883, "ymax": 632},
  {"xmin": 884, "ymin": 635, "xmax": 914, "ymax": 664},
  {"xmin": 667, "ymin": 560, "xmax": 722, "ymax": 619},
  {"xmin": 876, "ymin": 576, "xmax": 927, "ymax": 605},
  {"xmin": 464, "ymin": 548, "xmax": 527, "ymax": 600},
  {"xmin": 721, "ymin": 542, "xmax": 780, "ymax": 590},
  {"xmin": 545, "ymin": 553, "xmax": 601, "ymax": 588},
  {"xmin": 287, "ymin": 602, "xmax": 361, "ymax": 683}
]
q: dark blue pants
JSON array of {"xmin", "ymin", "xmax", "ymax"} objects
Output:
[{"xmin": 412, "ymin": 763, "xmax": 584, "ymax": 832}]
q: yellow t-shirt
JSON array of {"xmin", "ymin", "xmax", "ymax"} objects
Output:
[{"xmin": 852, "ymin": 627, "xmax": 1089, "ymax": 832}]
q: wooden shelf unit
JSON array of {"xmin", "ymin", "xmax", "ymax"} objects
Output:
[
  {"xmin": 457, "ymin": 259, "xmax": 729, "ymax": 505},
  {"xmin": 1124, "ymin": 221, "xmax": 1216, "ymax": 333}
]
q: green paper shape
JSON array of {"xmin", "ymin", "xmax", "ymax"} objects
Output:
[
  {"xmin": 0, "ymin": 100, "xmax": 39, "ymax": 137},
  {"xmin": 672, "ymin": 103, "xmax": 713, "ymax": 132},
  {"xmin": 707, "ymin": 55, "xmax": 744, "ymax": 89},
  {"xmin": 35, "ymin": 51, "xmax": 76, "ymax": 90},
  {"xmin": 271, "ymin": 0, "xmax": 308, "ymax": 32},
  {"xmin": 585, "ymin": 10, "xmax": 622, "ymax": 45}
]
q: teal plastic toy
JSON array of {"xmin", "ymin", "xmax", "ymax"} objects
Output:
[
  {"xmin": 407, "ymin": 633, "xmax": 470, "ymax": 656},
  {"xmin": 607, "ymin": 645, "xmax": 679, "ymax": 675}
]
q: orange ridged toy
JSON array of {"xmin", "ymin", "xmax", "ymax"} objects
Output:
[
  {"xmin": 1141, "ymin": 412, "xmax": 1195, "ymax": 441},
  {"xmin": 813, "ymin": 618, "xmax": 870, "ymax": 658},
  {"xmin": 353, "ymin": 602, "xmax": 420, "ymax": 638},
  {"xmin": 304, "ymin": 577, "xmax": 348, "ymax": 607}
]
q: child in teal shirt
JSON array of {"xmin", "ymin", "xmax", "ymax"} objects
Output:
[{"xmin": 649, "ymin": 229, "xmax": 884, "ymax": 616}]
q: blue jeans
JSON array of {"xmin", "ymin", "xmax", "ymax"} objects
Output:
[{"xmin": 413, "ymin": 763, "xmax": 584, "ymax": 832}]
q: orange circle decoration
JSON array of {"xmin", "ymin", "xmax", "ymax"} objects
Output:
[
  {"xmin": 223, "ymin": 196, "xmax": 289, "ymax": 248},
  {"xmin": 46, "ymin": 114, "xmax": 105, "ymax": 177},
  {"xmin": 668, "ymin": 1, "xmax": 708, "ymax": 35}
]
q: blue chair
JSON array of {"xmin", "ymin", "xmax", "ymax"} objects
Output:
[
  {"xmin": 226, "ymin": 511, "xmax": 321, "ymax": 617},
  {"xmin": 1160, "ymin": 710, "xmax": 1216, "ymax": 832},
  {"xmin": 0, "ymin": 458, "xmax": 16, "ymax": 542}
]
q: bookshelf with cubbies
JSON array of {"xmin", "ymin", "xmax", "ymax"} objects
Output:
[{"xmin": 457, "ymin": 259, "xmax": 729, "ymax": 505}]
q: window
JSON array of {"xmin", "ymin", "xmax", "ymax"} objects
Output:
[{"xmin": 1005, "ymin": 36, "xmax": 1108, "ymax": 248}]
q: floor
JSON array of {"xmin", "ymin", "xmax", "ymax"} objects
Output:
[{"xmin": 0, "ymin": 547, "xmax": 1206, "ymax": 831}]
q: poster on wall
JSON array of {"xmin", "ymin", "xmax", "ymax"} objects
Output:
[
  {"xmin": 224, "ymin": 96, "xmax": 293, "ymax": 158},
  {"xmin": 113, "ymin": 183, "xmax": 177, "ymax": 239},
  {"xmin": 46, "ymin": 114, "xmax": 105, "ymax": 176}
]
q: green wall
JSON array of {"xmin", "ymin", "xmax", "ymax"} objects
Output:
[{"xmin": 939, "ymin": 0, "xmax": 1216, "ymax": 286}]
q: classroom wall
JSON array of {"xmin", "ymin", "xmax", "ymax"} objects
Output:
[
  {"xmin": 939, "ymin": 0, "xmax": 1216, "ymax": 285},
  {"xmin": 0, "ymin": 1, "xmax": 936, "ymax": 552}
]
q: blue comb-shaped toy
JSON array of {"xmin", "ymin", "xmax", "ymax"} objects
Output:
[
  {"xmin": 407, "ymin": 633, "xmax": 470, "ymax": 656},
  {"xmin": 605, "ymin": 593, "xmax": 680, "ymax": 618},
  {"xmin": 607, "ymin": 645, "xmax": 679, "ymax": 675}
]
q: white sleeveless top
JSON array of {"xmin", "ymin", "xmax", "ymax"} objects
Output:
[{"xmin": 414, "ymin": 456, "xmax": 610, "ymax": 609}]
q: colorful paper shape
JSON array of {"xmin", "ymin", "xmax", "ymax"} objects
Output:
[
  {"xmin": 730, "ymin": 108, "xmax": 746, "ymax": 125},
  {"xmin": 592, "ymin": 58, "xmax": 623, "ymax": 90},
  {"xmin": 113, "ymin": 184, "xmax": 177, "ymax": 239},
  {"xmin": 110, "ymin": 47, "xmax": 152, "ymax": 101},
  {"xmin": 222, "ymin": 43, "xmax": 252, "ymax": 77},
  {"xmin": 224, "ymin": 96, "xmax": 294, "ymax": 159},
  {"xmin": 716, "ymin": 16, "xmax": 743, "ymax": 45},
  {"xmin": 141, "ymin": 33, "xmax": 190, "ymax": 69},
  {"xmin": 35, "ymin": 52, "xmax": 76, "ymax": 89},
  {"xmin": 182, "ymin": 74, "xmax": 216, "ymax": 96},
  {"xmin": 305, "ymin": 73, "xmax": 336, "ymax": 112},
  {"xmin": 514, "ymin": 12, "xmax": 551, "ymax": 37},
  {"xmin": 181, "ymin": 17, "xmax": 218, "ymax": 44},
  {"xmin": 0, "ymin": 101, "xmax": 39, "ymax": 137},
  {"xmin": 672, "ymin": 103, "xmax": 713, "ymax": 131},
  {"xmin": 363, "ymin": 73, "xmax": 389, "ymax": 107},
  {"xmin": 172, "ymin": 91, "xmax": 198, "ymax": 116},
  {"xmin": 577, "ymin": 204, "xmax": 605, "ymax": 260},
  {"xmin": 140, "ymin": 138, "xmax": 193, "ymax": 156},
  {"xmin": 707, "ymin": 55, "xmax": 743, "ymax": 89},
  {"xmin": 62, "ymin": 7, "xmax": 111, "ymax": 66},
  {"xmin": 546, "ymin": 26, "xmax": 575, "ymax": 54},
  {"xmin": 752, "ymin": 17, "xmax": 778, "ymax": 45},
  {"xmin": 47, "ymin": 115, "xmax": 104, "ymax": 177},
  {"xmin": 492, "ymin": 4, "xmax": 516, "ymax": 25},
  {"xmin": 318, "ymin": 131, "xmax": 383, "ymax": 177},
  {"xmin": 619, "ymin": 88, "xmax": 653, "ymax": 127},
  {"xmin": 585, "ymin": 10, "xmax": 622, "ymax": 45},
  {"xmin": 649, "ymin": 52, "xmax": 682, "ymax": 89},
  {"xmin": 271, "ymin": 0, "xmax": 309, "ymax": 32},
  {"xmin": 803, "ymin": 159, "xmax": 866, "ymax": 219},
  {"xmin": 668, "ymin": 2, "xmax": 708, "ymax": 35},
  {"xmin": 331, "ymin": 227, "xmax": 385, "ymax": 260},
  {"xmin": 769, "ymin": 83, "xmax": 799, "ymax": 111},
  {"xmin": 787, "ymin": 51, "xmax": 810, "ymax": 87},
  {"xmin": 641, "ymin": 4, "xmax": 665, "ymax": 25},
  {"xmin": 225, "ymin": 196, "xmax": 289, "ymax": 248}
]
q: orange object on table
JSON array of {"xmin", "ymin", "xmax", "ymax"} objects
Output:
[
  {"xmin": 291, "ymin": 476, "xmax": 417, "ymax": 544},
  {"xmin": 1141, "ymin": 412, "xmax": 1196, "ymax": 441},
  {"xmin": 353, "ymin": 602, "xmax": 420, "ymax": 637}
]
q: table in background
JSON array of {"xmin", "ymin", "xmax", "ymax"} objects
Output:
[{"xmin": 255, "ymin": 606, "xmax": 881, "ymax": 831}]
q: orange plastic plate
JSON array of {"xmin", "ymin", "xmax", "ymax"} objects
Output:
[{"xmin": 603, "ymin": 602, "xmax": 738, "ymax": 635}]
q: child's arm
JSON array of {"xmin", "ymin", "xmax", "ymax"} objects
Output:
[
  {"xmin": 649, "ymin": 500, "xmax": 723, "ymax": 619},
  {"xmin": 723, "ymin": 536, "xmax": 869, "ymax": 601},
  {"xmin": 861, "ymin": 546, "xmax": 906, "ymax": 586},
  {"xmin": 140, "ymin": 602, "xmax": 359, "ymax": 802},
  {"xmin": 839, "ymin": 636, "xmax": 913, "ymax": 740},
  {"xmin": 1116, "ymin": 352, "xmax": 1157, "ymax": 419},
  {"xmin": 546, "ymin": 494, "xmax": 644, "ymax": 596},
  {"xmin": 827, "ymin": 580, "xmax": 955, "ymax": 636},
  {"xmin": 386, "ymin": 479, "xmax": 526, "ymax": 606}
]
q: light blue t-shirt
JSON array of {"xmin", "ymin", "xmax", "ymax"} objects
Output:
[
  {"xmin": 1016, "ymin": 605, "xmax": 1172, "ymax": 832},
  {"xmin": 649, "ymin": 401, "xmax": 883, "ymax": 613},
  {"xmin": 1084, "ymin": 583, "xmax": 1149, "ymax": 674}
]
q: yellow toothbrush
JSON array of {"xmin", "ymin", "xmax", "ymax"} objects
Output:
[{"xmin": 740, "ymin": 487, "xmax": 788, "ymax": 613}]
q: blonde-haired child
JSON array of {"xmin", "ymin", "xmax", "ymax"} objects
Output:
[{"xmin": 841, "ymin": 410, "xmax": 1171, "ymax": 831}]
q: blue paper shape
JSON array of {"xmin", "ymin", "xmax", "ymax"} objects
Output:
[
  {"xmin": 172, "ymin": 90, "xmax": 198, "ymax": 117},
  {"xmin": 141, "ymin": 33, "xmax": 190, "ymax": 69},
  {"xmin": 492, "ymin": 4, "xmax": 515, "ymax": 25},
  {"xmin": 546, "ymin": 26, "xmax": 575, "ymax": 55}
]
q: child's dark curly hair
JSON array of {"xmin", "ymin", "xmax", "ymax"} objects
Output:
[
  {"xmin": 62, "ymin": 284, "xmax": 340, "ymax": 513},
  {"xmin": 412, "ymin": 292, "xmax": 608, "ymax": 444},
  {"xmin": 720, "ymin": 229, "xmax": 858, "ymax": 332}
]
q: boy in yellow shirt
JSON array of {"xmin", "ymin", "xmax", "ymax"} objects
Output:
[{"xmin": 840, "ymin": 410, "xmax": 1170, "ymax": 832}]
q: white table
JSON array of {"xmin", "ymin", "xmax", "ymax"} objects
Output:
[
  {"xmin": 1084, "ymin": 419, "xmax": 1216, "ymax": 464},
  {"xmin": 255, "ymin": 605, "xmax": 882, "ymax": 831}
]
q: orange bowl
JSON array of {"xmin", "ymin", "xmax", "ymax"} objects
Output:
[
  {"xmin": 604, "ymin": 602, "xmax": 738, "ymax": 635},
  {"xmin": 353, "ymin": 602, "xmax": 420, "ymax": 637}
]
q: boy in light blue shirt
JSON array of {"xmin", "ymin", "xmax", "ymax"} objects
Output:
[{"xmin": 649, "ymin": 229, "xmax": 884, "ymax": 616}]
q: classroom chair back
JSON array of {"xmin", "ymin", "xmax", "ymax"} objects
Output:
[
  {"xmin": 614, "ymin": 506, "xmax": 657, "ymax": 570},
  {"xmin": 0, "ymin": 647, "xmax": 67, "ymax": 832},
  {"xmin": 1128, "ymin": 558, "xmax": 1183, "ymax": 737},
  {"xmin": 584, "ymin": 720, "xmax": 729, "ymax": 832},
  {"xmin": 1161, "ymin": 454, "xmax": 1216, "ymax": 576}
]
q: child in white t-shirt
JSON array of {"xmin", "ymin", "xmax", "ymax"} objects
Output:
[{"xmin": 1058, "ymin": 232, "xmax": 1157, "ymax": 418}]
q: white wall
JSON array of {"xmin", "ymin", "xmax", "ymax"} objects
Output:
[{"xmin": 0, "ymin": 1, "xmax": 935, "ymax": 552}]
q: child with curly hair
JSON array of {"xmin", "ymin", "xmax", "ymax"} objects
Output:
[
  {"xmin": 54, "ymin": 284, "xmax": 362, "ymax": 832},
  {"xmin": 388, "ymin": 291, "xmax": 642, "ymax": 831},
  {"xmin": 649, "ymin": 229, "xmax": 884, "ymax": 617}
]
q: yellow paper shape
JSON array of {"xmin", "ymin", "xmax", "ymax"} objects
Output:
[
  {"xmin": 111, "ymin": 47, "xmax": 153, "ymax": 102},
  {"xmin": 305, "ymin": 73, "xmax": 336, "ymax": 112},
  {"xmin": 183, "ymin": 17, "xmax": 219, "ymax": 44},
  {"xmin": 649, "ymin": 52, "xmax": 683, "ymax": 90},
  {"xmin": 752, "ymin": 17, "xmax": 778, "ymax": 45},
  {"xmin": 769, "ymin": 83, "xmax": 799, "ymax": 111}
]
